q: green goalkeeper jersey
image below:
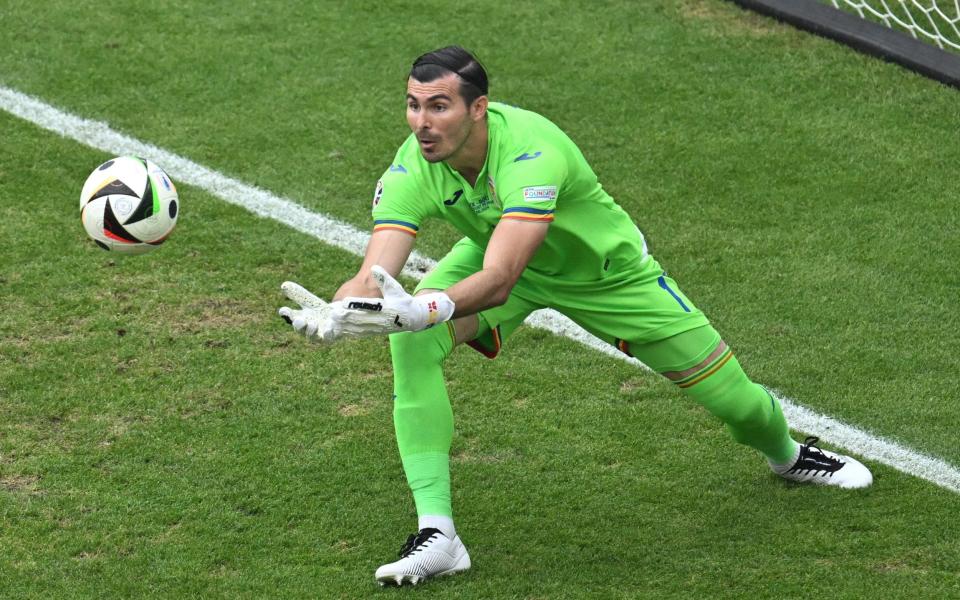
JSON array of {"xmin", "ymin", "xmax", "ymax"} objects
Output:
[{"xmin": 372, "ymin": 102, "xmax": 648, "ymax": 282}]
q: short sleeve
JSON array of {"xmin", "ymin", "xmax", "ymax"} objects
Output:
[
  {"xmin": 371, "ymin": 164, "xmax": 426, "ymax": 237},
  {"xmin": 496, "ymin": 148, "xmax": 566, "ymax": 223}
]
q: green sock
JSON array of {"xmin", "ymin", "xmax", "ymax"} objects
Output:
[
  {"xmin": 677, "ymin": 350, "xmax": 796, "ymax": 463},
  {"xmin": 390, "ymin": 323, "xmax": 457, "ymax": 518},
  {"xmin": 632, "ymin": 326, "xmax": 797, "ymax": 463}
]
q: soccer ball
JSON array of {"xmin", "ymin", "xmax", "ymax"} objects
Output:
[{"xmin": 79, "ymin": 156, "xmax": 179, "ymax": 254}]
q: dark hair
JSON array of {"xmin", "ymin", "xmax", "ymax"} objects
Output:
[{"xmin": 410, "ymin": 45, "xmax": 488, "ymax": 106}]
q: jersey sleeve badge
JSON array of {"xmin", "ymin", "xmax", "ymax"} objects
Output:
[
  {"xmin": 372, "ymin": 179, "xmax": 384, "ymax": 209},
  {"xmin": 522, "ymin": 185, "xmax": 557, "ymax": 202}
]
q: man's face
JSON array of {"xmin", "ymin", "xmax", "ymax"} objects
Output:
[{"xmin": 406, "ymin": 74, "xmax": 476, "ymax": 163}]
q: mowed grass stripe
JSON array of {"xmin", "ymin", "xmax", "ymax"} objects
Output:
[{"xmin": 3, "ymin": 83, "xmax": 958, "ymax": 497}]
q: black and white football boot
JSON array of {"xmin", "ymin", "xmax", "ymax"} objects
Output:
[
  {"xmin": 771, "ymin": 436, "xmax": 873, "ymax": 488},
  {"xmin": 374, "ymin": 528, "xmax": 471, "ymax": 586}
]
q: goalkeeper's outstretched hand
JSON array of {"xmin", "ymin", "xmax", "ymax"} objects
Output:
[
  {"xmin": 278, "ymin": 281, "xmax": 341, "ymax": 343},
  {"xmin": 338, "ymin": 265, "xmax": 455, "ymax": 336}
]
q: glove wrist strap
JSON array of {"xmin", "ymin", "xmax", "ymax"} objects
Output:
[{"xmin": 419, "ymin": 292, "xmax": 455, "ymax": 328}]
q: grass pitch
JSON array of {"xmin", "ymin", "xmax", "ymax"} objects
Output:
[{"xmin": 2, "ymin": 1, "xmax": 959, "ymax": 597}]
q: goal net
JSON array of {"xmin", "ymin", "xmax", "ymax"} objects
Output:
[{"xmin": 827, "ymin": 1, "xmax": 960, "ymax": 51}]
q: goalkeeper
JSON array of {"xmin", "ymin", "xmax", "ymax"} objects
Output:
[{"xmin": 279, "ymin": 45, "xmax": 872, "ymax": 586}]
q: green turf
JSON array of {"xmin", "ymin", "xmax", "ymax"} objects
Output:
[{"xmin": 2, "ymin": 0, "xmax": 960, "ymax": 597}]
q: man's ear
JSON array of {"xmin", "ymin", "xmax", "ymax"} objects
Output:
[{"xmin": 471, "ymin": 96, "xmax": 488, "ymax": 122}]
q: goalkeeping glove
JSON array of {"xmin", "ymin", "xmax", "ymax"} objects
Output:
[
  {"xmin": 337, "ymin": 265, "xmax": 455, "ymax": 335},
  {"xmin": 277, "ymin": 281, "xmax": 340, "ymax": 343}
]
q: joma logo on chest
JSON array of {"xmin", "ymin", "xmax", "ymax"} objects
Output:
[{"xmin": 443, "ymin": 190, "xmax": 464, "ymax": 206}]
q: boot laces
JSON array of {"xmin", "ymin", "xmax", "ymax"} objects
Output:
[
  {"xmin": 790, "ymin": 436, "xmax": 845, "ymax": 476},
  {"xmin": 398, "ymin": 528, "xmax": 442, "ymax": 558}
]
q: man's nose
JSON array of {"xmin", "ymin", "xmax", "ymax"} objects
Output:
[{"xmin": 415, "ymin": 112, "xmax": 430, "ymax": 130}]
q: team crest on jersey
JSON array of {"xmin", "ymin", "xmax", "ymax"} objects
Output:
[
  {"xmin": 372, "ymin": 179, "xmax": 384, "ymax": 208},
  {"xmin": 488, "ymin": 176, "xmax": 501, "ymax": 210}
]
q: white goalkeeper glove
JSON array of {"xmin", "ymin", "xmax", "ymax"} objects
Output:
[
  {"xmin": 338, "ymin": 265, "xmax": 455, "ymax": 335},
  {"xmin": 277, "ymin": 281, "xmax": 340, "ymax": 343}
]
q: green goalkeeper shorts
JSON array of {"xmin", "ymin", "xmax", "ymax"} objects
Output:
[{"xmin": 416, "ymin": 237, "xmax": 710, "ymax": 359}]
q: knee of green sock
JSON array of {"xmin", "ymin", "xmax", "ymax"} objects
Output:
[
  {"xmin": 681, "ymin": 355, "xmax": 767, "ymax": 423},
  {"xmin": 391, "ymin": 323, "xmax": 456, "ymax": 458},
  {"xmin": 680, "ymin": 354, "xmax": 795, "ymax": 463},
  {"xmin": 390, "ymin": 323, "xmax": 456, "ymax": 370}
]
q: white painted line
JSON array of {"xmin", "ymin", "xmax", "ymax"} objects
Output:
[{"xmin": 3, "ymin": 84, "xmax": 956, "ymax": 494}]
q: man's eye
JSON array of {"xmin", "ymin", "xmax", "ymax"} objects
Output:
[
  {"xmin": 433, "ymin": 105, "xmax": 447, "ymax": 112},
  {"xmin": 407, "ymin": 103, "xmax": 419, "ymax": 110}
]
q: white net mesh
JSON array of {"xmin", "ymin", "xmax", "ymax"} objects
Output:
[{"xmin": 829, "ymin": 1, "xmax": 960, "ymax": 51}]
